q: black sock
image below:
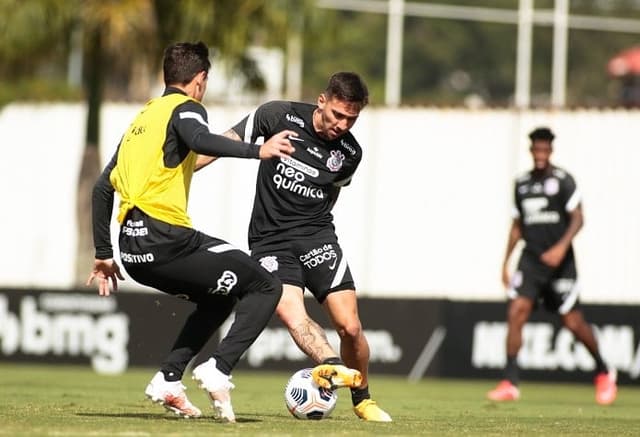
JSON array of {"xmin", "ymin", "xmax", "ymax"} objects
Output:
[
  {"xmin": 504, "ymin": 355, "xmax": 519, "ymax": 386},
  {"xmin": 351, "ymin": 385, "xmax": 371, "ymax": 406},
  {"xmin": 322, "ymin": 357, "xmax": 344, "ymax": 365},
  {"xmin": 161, "ymin": 369, "xmax": 181, "ymax": 382},
  {"xmin": 591, "ymin": 352, "xmax": 608, "ymax": 374}
]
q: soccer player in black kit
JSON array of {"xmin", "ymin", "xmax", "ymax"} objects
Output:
[
  {"xmin": 86, "ymin": 41, "xmax": 304, "ymax": 423},
  {"xmin": 487, "ymin": 127, "xmax": 617, "ymax": 405},
  {"xmin": 198, "ymin": 72, "xmax": 391, "ymax": 421}
]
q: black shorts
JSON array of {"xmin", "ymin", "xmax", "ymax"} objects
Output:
[
  {"xmin": 119, "ymin": 208, "xmax": 278, "ymax": 306},
  {"xmin": 250, "ymin": 230, "xmax": 355, "ymax": 303},
  {"xmin": 509, "ymin": 250, "xmax": 580, "ymax": 314}
]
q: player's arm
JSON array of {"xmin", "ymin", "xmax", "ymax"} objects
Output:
[
  {"xmin": 540, "ymin": 204, "xmax": 583, "ymax": 268},
  {"xmin": 86, "ymin": 149, "xmax": 124, "ymax": 296},
  {"xmin": 501, "ymin": 218, "xmax": 522, "ymax": 288},
  {"xmin": 177, "ymin": 102, "xmax": 295, "ymax": 162},
  {"xmin": 540, "ymin": 174, "xmax": 583, "ymax": 268},
  {"xmin": 194, "ymin": 129, "xmax": 243, "ymax": 171}
]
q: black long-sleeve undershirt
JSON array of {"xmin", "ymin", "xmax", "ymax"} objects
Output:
[{"xmin": 91, "ymin": 89, "xmax": 261, "ymax": 259}]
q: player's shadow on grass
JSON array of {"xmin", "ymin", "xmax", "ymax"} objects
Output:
[{"xmin": 76, "ymin": 412, "xmax": 261, "ymax": 423}]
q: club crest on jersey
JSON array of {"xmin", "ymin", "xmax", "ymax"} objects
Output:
[
  {"xmin": 259, "ymin": 256, "xmax": 278, "ymax": 273},
  {"xmin": 544, "ymin": 178, "xmax": 559, "ymax": 196},
  {"xmin": 326, "ymin": 150, "xmax": 345, "ymax": 172}
]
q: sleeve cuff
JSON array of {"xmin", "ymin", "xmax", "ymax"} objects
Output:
[{"xmin": 95, "ymin": 247, "xmax": 114, "ymax": 260}]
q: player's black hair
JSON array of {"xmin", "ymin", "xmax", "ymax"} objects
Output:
[
  {"xmin": 325, "ymin": 72, "xmax": 369, "ymax": 107},
  {"xmin": 529, "ymin": 127, "xmax": 555, "ymax": 142},
  {"xmin": 163, "ymin": 41, "xmax": 211, "ymax": 86}
]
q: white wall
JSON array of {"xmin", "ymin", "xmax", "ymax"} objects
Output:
[{"xmin": 1, "ymin": 103, "xmax": 638, "ymax": 303}]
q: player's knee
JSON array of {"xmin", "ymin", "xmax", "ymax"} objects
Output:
[
  {"xmin": 562, "ymin": 311, "xmax": 585, "ymax": 333},
  {"xmin": 335, "ymin": 319, "xmax": 362, "ymax": 340},
  {"xmin": 507, "ymin": 303, "xmax": 530, "ymax": 326},
  {"xmin": 249, "ymin": 275, "xmax": 282, "ymax": 304}
]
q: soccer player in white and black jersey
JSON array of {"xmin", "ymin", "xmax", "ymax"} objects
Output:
[
  {"xmin": 197, "ymin": 72, "xmax": 391, "ymax": 421},
  {"xmin": 487, "ymin": 127, "xmax": 618, "ymax": 405}
]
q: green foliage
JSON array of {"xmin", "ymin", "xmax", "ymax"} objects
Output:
[
  {"xmin": 0, "ymin": 78, "xmax": 81, "ymax": 108},
  {"xmin": 303, "ymin": 0, "xmax": 640, "ymax": 107},
  {"xmin": 1, "ymin": 363, "xmax": 640, "ymax": 436},
  {"xmin": 301, "ymin": 10, "xmax": 388, "ymax": 105},
  {"xmin": 0, "ymin": 0, "xmax": 72, "ymax": 64},
  {"xmin": 1, "ymin": 1, "xmax": 640, "ymax": 107}
]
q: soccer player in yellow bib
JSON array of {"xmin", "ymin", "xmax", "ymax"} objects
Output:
[{"xmin": 86, "ymin": 41, "xmax": 299, "ymax": 422}]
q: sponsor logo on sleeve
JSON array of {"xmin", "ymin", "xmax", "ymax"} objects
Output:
[
  {"xmin": 285, "ymin": 113, "xmax": 305, "ymax": 128},
  {"xmin": 340, "ymin": 139, "xmax": 357, "ymax": 156}
]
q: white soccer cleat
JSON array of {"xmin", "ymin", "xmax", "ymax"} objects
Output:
[
  {"xmin": 192, "ymin": 358, "xmax": 236, "ymax": 423},
  {"xmin": 144, "ymin": 371, "xmax": 202, "ymax": 418}
]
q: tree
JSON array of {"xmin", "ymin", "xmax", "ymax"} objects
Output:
[{"xmin": 0, "ymin": 0, "xmax": 310, "ymax": 284}]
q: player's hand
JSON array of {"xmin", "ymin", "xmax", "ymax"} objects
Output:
[
  {"xmin": 86, "ymin": 258, "xmax": 125, "ymax": 297},
  {"xmin": 259, "ymin": 130, "xmax": 296, "ymax": 159},
  {"xmin": 540, "ymin": 243, "xmax": 567, "ymax": 268}
]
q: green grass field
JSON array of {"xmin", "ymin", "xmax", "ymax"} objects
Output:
[{"xmin": 0, "ymin": 363, "xmax": 638, "ymax": 436}]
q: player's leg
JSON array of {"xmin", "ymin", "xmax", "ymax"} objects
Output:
[
  {"xmin": 192, "ymin": 245, "xmax": 281, "ymax": 422},
  {"xmin": 487, "ymin": 295, "xmax": 533, "ymax": 402},
  {"xmin": 506, "ymin": 296, "xmax": 534, "ymax": 379},
  {"xmin": 488, "ymin": 253, "xmax": 541, "ymax": 401},
  {"xmin": 321, "ymin": 289, "xmax": 390, "ymax": 422},
  {"xmin": 276, "ymin": 284, "xmax": 336, "ymax": 363},
  {"xmin": 144, "ymin": 296, "xmax": 235, "ymax": 419},
  {"xmin": 252, "ymin": 245, "xmax": 362, "ymax": 390},
  {"xmin": 562, "ymin": 309, "xmax": 608, "ymax": 371},
  {"xmin": 322, "ymin": 290, "xmax": 368, "ymax": 386},
  {"xmin": 550, "ymin": 270, "xmax": 617, "ymax": 405},
  {"xmin": 129, "ymin": 237, "xmax": 282, "ymax": 421},
  {"xmin": 294, "ymin": 235, "xmax": 390, "ymax": 422}
]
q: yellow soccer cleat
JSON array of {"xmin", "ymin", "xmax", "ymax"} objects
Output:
[
  {"xmin": 311, "ymin": 364, "xmax": 363, "ymax": 390},
  {"xmin": 354, "ymin": 399, "xmax": 392, "ymax": 422}
]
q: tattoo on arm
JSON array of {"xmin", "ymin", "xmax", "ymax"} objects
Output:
[{"xmin": 223, "ymin": 128, "xmax": 242, "ymax": 141}]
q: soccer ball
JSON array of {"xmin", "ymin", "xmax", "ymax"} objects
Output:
[{"xmin": 284, "ymin": 368, "xmax": 338, "ymax": 420}]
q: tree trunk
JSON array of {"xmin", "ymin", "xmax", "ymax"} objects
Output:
[{"xmin": 75, "ymin": 27, "xmax": 104, "ymax": 285}]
